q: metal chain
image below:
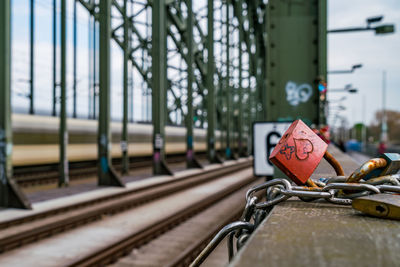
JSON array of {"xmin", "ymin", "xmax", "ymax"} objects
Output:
[{"xmin": 190, "ymin": 174, "xmax": 400, "ymax": 267}]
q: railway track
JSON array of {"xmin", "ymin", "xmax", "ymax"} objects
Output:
[
  {"xmin": 71, "ymin": 169, "xmax": 259, "ymax": 266},
  {"xmin": 14, "ymin": 154, "xmax": 205, "ymax": 187},
  {"xmin": 0, "ymin": 159, "xmax": 252, "ymax": 257},
  {"xmin": 109, "ymin": 179, "xmax": 263, "ymax": 267}
]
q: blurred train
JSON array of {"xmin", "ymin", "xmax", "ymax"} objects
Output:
[{"xmin": 12, "ymin": 114, "xmax": 237, "ymax": 167}]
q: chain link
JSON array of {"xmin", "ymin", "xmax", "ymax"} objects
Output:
[
  {"xmin": 240, "ymin": 196, "xmax": 257, "ymax": 222},
  {"xmin": 191, "ymin": 175, "xmax": 400, "ymax": 267},
  {"xmin": 365, "ymin": 174, "xmax": 400, "ymax": 186}
]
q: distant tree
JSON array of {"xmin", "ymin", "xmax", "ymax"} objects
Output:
[{"xmin": 368, "ymin": 110, "xmax": 400, "ymax": 144}]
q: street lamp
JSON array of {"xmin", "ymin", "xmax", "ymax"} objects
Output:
[
  {"xmin": 328, "ymin": 64, "xmax": 363, "ymax": 74},
  {"xmin": 329, "ymin": 84, "xmax": 358, "ymax": 93},
  {"xmin": 328, "ymin": 15, "xmax": 395, "ymax": 35}
]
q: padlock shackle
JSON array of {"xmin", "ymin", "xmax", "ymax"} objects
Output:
[
  {"xmin": 346, "ymin": 158, "xmax": 387, "ymax": 183},
  {"xmin": 305, "ymin": 151, "xmax": 344, "ymax": 188},
  {"xmin": 324, "ymin": 151, "xmax": 345, "ymax": 176}
]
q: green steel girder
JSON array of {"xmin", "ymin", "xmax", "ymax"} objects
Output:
[
  {"xmin": 0, "ymin": 0, "xmax": 31, "ymax": 209},
  {"xmin": 318, "ymin": 0, "xmax": 328, "ymax": 125},
  {"xmin": 206, "ymin": 0, "xmax": 222, "ymax": 163},
  {"xmin": 29, "ymin": 0, "xmax": 34, "ymax": 115},
  {"xmin": 232, "ymin": 0, "xmax": 256, "ymax": 75},
  {"xmin": 108, "ymin": 1, "xmax": 226, "ymax": 130},
  {"xmin": 266, "ymin": 0, "xmax": 326, "ymax": 125},
  {"xmin": 166, "ymin": 7, "xmax": 207, "ymax": 77},
  {"xmin": 185, "ymin": 0, "xmax": 202, "ymax": 168},
  {"xmin": 121, "ymin": 0, "xmax": 130, "ymax": 174},
  {"xmin": 112, "ymin": 0, "xmax": 123, "ymax": 13},
  {"xmin": 225, "ymin": 0, "xmax": 234, "ymax": 160},
  {"xmin": 113, "ymin": 30, "xmax": 186, "ymax": 127},
  {"xmin": 98, "ymin": 0, "xmax": 124, "ymax": 186},
  {"xmin": 52, "ymin": 0, "xmax": 57, "ymax": 116},
  {"xmin": 59, "ymin": 0, "xmax": 69, "ymax": 186},
  {"xmin": 237, "ymin": 0, "xmax": 245, "ymax": 157},
  {"xmin": 77, "ymin": 0, "xmax": 94, "ymax": 11},
  {"xmin": 166, "ymin": 26, "xmax": 206, "ymax": 95},
  {"xmin": 72, "ymin": 0, "xmax": 269, "ymax": 165},
  {"xmin": 110, "ymin": 2, "xmax": 198, "ymax": 124},
  {"xmin": 13, "ymin": 0, "xmax": 286, "ymax": 186},
  {"xmin": 151, "ymin": 0, "xmax": 172, "ymax": 175},
  {"xmin": 246, "ymin": 0, "xmax": 268, "ymax": 120}
]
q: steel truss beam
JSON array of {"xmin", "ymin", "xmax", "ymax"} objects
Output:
[
  {"xmin": 73, "ymin": 0, "xmax": 267, "ymax": 171},
  {"xmin": 185, "ymin": 0, "xmax": 202, "ymax": 169},
  {"xmin": 152, "ymin": 0, "xmax": 172, "ymax": 175},
  {"xmin": 98, "ymin": 0, "xmax": 125, "ymax": 186},
  {"xmin": 59, "ymin": 0, "xmax": 69, "ymax": 187},
  {"xmin": 0, "ymin": 0, "xmax": 31, "ymax": 209}
]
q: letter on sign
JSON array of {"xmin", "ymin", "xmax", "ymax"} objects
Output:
[{"xmin": 253, "ymin": 122, "xmax": 292, "ymax": 176}]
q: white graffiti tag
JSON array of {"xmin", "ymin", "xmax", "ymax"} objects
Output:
[{"xmin": 285, "ymin": 81, "xmax": 313, "ymax": 106}]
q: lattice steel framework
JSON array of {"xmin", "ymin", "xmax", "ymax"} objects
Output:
[{"xmin": 1, "ymin": 0, "xmax": 326, "ymax": 208}]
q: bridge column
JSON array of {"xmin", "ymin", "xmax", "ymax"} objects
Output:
[
  {"xmin": 59, "ymin": 0, "xmax": 69, "ymax": 187},
  {"xmin": 121, "ymin": 0, "xmax": 130, "ymax": 175},
  {"xmin": 185, "ymin": 0, "xmax": 202, "ymax": 169},
  {"xmin": 0, "ymin": 0, "xmax": 31, "ymax": 209},
  {"xmin": 29, "ymin": 0, "xmax": 35, "ymax": 114},
  {"xmin": 98, "ymin": 0, "xmax": 124, "ymax": 186},
  {"xmin": 152, "ymin": 0, "xmax": 172, "ymax": 175},
  {"xmin": 266, "ymin": 0, "xmax": 327, "ymax": 125},
  {"xmin": 206, "ymin": 0, "xmax": 222, "ymax": 164},
  {"xmin": 237, "ymin": 0, "xmax": 245, "ymax": 157},
  {"xmin": 225, "ymin": 0, "xmax": 236, "ymax": 160}
]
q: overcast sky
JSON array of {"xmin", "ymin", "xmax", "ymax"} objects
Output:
[
  {"xmin": 327, "ymin": 0, "xmax": 400, "ymax": 127},
  {"xmin": 10, "ymin": 0, "xmax": 400, "ymax": 127}
]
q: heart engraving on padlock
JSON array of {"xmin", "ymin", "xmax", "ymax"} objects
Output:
[{"xmin": 294, "ymin": 138, "xmax": 314, "ymax": 160}]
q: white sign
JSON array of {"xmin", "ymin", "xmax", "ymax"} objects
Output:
[{"xmin": 253, "ymin": 122, "xmax": 292, "ymax": 176}]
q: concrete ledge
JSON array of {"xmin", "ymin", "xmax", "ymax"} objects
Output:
[{"xmin": 230, "ymin": 146, "xmax": 400, "ymax": 266}]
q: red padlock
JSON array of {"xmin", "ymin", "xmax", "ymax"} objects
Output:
[{"xmin": 269, "ymin": 120, "xmax": 328, "ymax": 185}]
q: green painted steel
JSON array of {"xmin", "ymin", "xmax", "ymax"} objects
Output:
[
  {"xmin": 30, "ymin": 0, "xmax": 35, "ymax": 115},
  {"xmin": 206, "ymin": 0, "xmax": 215, "ymax": 161},
  {"xmin": 248, "ymin": 85, "xmax": 253, "ymax": 155},
  {"xmin": 261, "ymin": 8, "xmax": 268, "ymax": 121},
  {"xmin": 247, "ymin": 1, "xmax": 267, "ymax": 122},
  {"xmin": 0, "ymin": 0, "xmax": 31, "ymax": 209},
  {"xmin": 237, "ymin": 0, "xmax": 244, "ymax": 157},
  {"xmin": 231, "ymin": 0, "xmax": 255, "ymax": 156},
  {"xmin": 98, "ymin": 0, "xmax": 124, "ymax": 186},
  {"xmin": 93, "ymin": 20, "xmax": 97, "ymax": 119},
  {"xmin": 152, "ymin": 0, "xmax": 172, "ymax": 175},
  {"xmin": 318, "ymin": 0, "xmax": 328, "ymax": 126},
  {"xmin": 186, "ymin": 0, "xmax": 202, "ymax": 169},
  {"xmin": 59, "ymin": 0, "xmax": 69, "ymax": 187},
  {"xmin": 52, "ymin": 0, "xmax": 57, "ymax": 116},
  {"xmin": 12, "ymin": 0, "xmax": 289, "ymax": 177},
  {"xmin": 121, "ymin": 0, "xmax": 129, "ymax": 175},
  {"xmin": 73, "ymin": 0, "xmax": 77, "ymax": 118},
  {"xmin": 206, "ymin": 0, "xmax": 221, "ymax": 163},
  {"xmin": 87, "ymin": 15, "xmax": 91, "ymax": 119},
  {"xmin": 225, "ymin": 0, "xmax": 234, "ymax": 160},
  {"xmin": 266, "ymin": 0, "xmax": 326, "ymax": 125}
]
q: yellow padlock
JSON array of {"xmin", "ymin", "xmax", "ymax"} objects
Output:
[{"xmin": 352, "ymin": 194, "xmax": 400, "ymax": 220}]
